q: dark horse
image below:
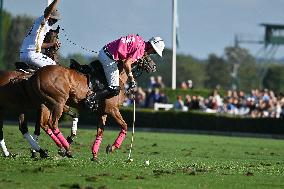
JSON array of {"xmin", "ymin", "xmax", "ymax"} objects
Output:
[
  {"xmin": 21, "ymin": 55, "xmax": 156, "ymax": 160},
  {"xmin": 0, "ymin": 26, "xmax": 76, "ymax": 158}
]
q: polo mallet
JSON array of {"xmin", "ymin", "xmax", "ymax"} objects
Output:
[{"xmin": 126, "ymin": 97, "xmax": 136, "ymax": 163}]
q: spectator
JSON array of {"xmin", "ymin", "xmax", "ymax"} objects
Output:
[
  {"xmin": 187, "ymin": 80, "xmax": 193, "ymax": 89},
  {"xmin": 184, "ymin": 95, "xmax": 193, "ymax": 109},
  {"xmin": 213, "ymin": 89, "xmax": 223, "ymax": 111},
  {"xmin": 153, "ymin": 75, "xmax": 165, "ymax": 89},
  {"xmin": 174, "ymin": 95, "xmax": 184, "ymax": 110},
  {"xmin": 148, "ymin": 76, "xmax": 156, "ymax": 89},
  {"xmin": 135, "ymin": 87, "xmax": 146, "ymax": 107},
  {"xmin": 144, "ymin": 88, "xmax": 155, "ymax": 108},
  {"xmin": 158, "ymin": 91, "xmax": 169, "ymax": 103},
  {"xmin": 180, "ymin": 81, "xmax": 188, "ymax": 89},
  {"xmin": 191, "ymin": 95, "xmax": 200, "ymax": 110}
]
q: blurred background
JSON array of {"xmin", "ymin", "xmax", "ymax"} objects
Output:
[{"xmin": 1, "ymin": 0, "xmax": 284, "ymax": 119}]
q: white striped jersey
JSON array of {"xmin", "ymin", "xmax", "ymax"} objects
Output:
[{"xmin": 20, "ymin": 16, "xmax": 51, "ymax": 53}]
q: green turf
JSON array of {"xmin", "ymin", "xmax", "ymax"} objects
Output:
[{"xmin": 0, "ymin": 125, "xmax": 284, "ymax": 189}]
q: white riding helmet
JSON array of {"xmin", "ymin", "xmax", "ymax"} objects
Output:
[{"xmin": 149, "ymin": 36, "xmax": 165, "ymax": 57}]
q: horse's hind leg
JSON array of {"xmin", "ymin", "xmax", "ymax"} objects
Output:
[
  {"xmin": 18, "ymin": 113, "xmax": 43, "ymax": 158},
  {"xmin": 0, "ymin": 112, "xmax": 10, "ymax": 157},
  {"xmin": 91, "ymin": 114, "xmax": 107, "ymax": 160},
  {"xmin": 106, "ymin": 107, "xmax": 128, "ymax": 154}
]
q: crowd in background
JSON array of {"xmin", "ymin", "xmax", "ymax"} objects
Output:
[
  {"xmin": 123, "ymin": 77, "xmax": 284, "ymax": 119},
  {"xmin": 178, "ymin": 89, "xmax": 284, "ymax": 119}
]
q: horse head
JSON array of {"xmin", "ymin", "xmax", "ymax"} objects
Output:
[
  {"xmin": 43, "ymin": 25, "xmax": 60, "ymax": 63},
  {"xmin": 132, "ymin": 54, "xmax": 156, "ymax": 78}
]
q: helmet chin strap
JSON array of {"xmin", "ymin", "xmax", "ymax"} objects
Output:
[{"xmin": 153, "ymin": 39, "xmax": 164, "ymax": 44}]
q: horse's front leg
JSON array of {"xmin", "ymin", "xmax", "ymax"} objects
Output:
[
  {"xmin": 63, "ymin": 106, "xmax": 79, "ymax": 145},
  {"xmin": 91, "ymin": 114, "xmax": 107, "ymax": 161},
  {"xmin": 106, "ymin": 107, "xmax": 128, "ymax": 154},
  {"xmin": 41, "ymin": 103, "xmax": 72, "ymax": 158},
  {"xmin": 0, "ymin": 111, "xmax": 10, "ymax": 157}
]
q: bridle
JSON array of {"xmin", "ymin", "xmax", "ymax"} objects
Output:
[
  {"xmin": 131, "ymin": 55, "xmax": 157, "ymax": 79},
  {"xmin": 43, "ymin": 26, "xmax": 60, "ymax": 63}
]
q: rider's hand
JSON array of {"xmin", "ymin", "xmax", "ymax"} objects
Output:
[{"xmin": 54, "ymin": 41, "xmax": 61, "ymax": 48}]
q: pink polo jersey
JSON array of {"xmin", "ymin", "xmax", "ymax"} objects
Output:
[{"xmin": 106, "ymin": 34, "xmax": 146, "ymax": 62}]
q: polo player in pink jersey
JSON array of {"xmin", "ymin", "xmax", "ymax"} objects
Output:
[{"xmin": 85, "ymin": 34, "xmax": 165, "ymax": 109}]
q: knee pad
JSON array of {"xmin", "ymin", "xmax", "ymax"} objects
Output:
[{"xmin": 108, "ymin": 86, "xmax": 120, "ymax": 96}]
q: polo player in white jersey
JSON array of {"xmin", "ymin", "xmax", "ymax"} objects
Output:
[
  {"xmin": 20, "ymin": 0, "xmax": 61, "ymax": 67},
  {"xmin": 18, "ymin": 0, "xmax": 79, "ymax": 158}
]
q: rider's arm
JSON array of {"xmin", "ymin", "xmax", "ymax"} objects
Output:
[
  {"xmin": 123, "ymin": 58, "xmax": 135, "ymax": 82},
  {"xmin": 41, "ymin": 42, "xmax": 60, "ymax": 49},
  {"xmin": 44, "ymin": 0, "xmax": 60, "ymax": 20},
  {"xmin": 41, "ymin": 43, "xmax": 55, "ymax": 49}
]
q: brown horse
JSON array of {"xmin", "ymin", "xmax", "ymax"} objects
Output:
[
  {"xmin": 0, "ymin": 69, "xmax": 77, "ymax": 158},
  {"xmin": 0, "ymin": 27, "xmax": 76, "ymax": 158},
  {"xmin": 0, "ymin": 70, "xmax": 38, "ymax": 157},
  {"xmin": 25, "ymin": 55, "xmax": 156, "ymax": 160}
]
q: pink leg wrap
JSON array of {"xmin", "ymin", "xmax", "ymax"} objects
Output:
[
  {"xmin": 113, "ymin": 129, "xmax": 127, "ymax": 148},
  {"xmin": 53, "ymin": 128, "xmax": 70, "ymax": 150},
  {"xmin": 46, "ymin": 128, "xmax": 62, "ymax": 148},
  {"xmin": 92, "ymin": 135, "xmax": 102, "ymax": 155}
]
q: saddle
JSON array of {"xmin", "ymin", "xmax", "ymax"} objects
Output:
[
  {"xmin": 69, "ymin": 59, "xmax": 107, "ymax": 92},
  {"xmin": 70, "ymin": 59, "xmax": 110, "ymax": 111},
  {"xmin": 15, "ymin": 62, "xmax": 38, "ymax": 74},
  {"xmin": 9, "ymin": 62, "xmax": 38, "ymax": 83}
]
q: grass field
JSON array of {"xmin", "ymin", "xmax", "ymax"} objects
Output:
[{"xmin": 0, "ymin": 125, "xmax": 284, "ymax": 189}]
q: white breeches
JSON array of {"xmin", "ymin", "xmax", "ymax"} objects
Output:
[
  {"xmin": 98, "ymin": 48, "xmax": 119, "ymax": 87},
  {"xmin": 20, "ymin": 51, "xmax": 56, "ymax": 68}
]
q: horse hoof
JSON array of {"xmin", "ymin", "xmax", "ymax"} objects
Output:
[
  {"xmin": 65, "ymin": 150, "xmax": 73, "ymax": 158},
  {"xmin": 30, "ymin": 149, "xmax": 37, "ymax": 158},
  {"xmin": 4, "ymin": 153, "xmax": 17, "ymax": 158},
  {"xmin": 106, "ymin": 144, "xmax": 113, "ymax": 154},
  {"xmin": 58, "ymin": 148, "xmax": 66, "ymax": 157},
  {"xmin": 39, "ymin": 149, "xmax": 49, "ymax": 158},
  {"xmin": 91, "ymin": 156, "xmax": 99, "ymax": 162}
]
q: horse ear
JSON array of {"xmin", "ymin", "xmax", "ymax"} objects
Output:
[{"xmin": 70, "ymin": 59, "xmax": 80, "ymax": 65}]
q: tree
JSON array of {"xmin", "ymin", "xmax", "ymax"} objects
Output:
[
  {"xmin": 225, "ymin": 46, "xmax": 259, "ymax": 92},
  {"xmin": 263, "ymin": 64, "xmax": 284, "ymax": 92},
  {"xmin": 137, "ymin": 49, "xmax": 206, "ymax": 89},
  {"xmin": 4, "ymin": 15, "xmax": 33, "ymax": 70},
  {"xmin": 0, "ymin": 10, "xmax": 12, "ymax": 69},
  {"xmin": 205, "ymin": 54, "xmax": 230, "ymax": 89},
  {"xmin": 176, "ymin": 54, "xmax": 206, "ymax": 88}
]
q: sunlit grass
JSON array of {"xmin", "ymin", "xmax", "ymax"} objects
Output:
[{"xmin": 0, "ymin": 125, "xmax": 284, "ymax": 189}]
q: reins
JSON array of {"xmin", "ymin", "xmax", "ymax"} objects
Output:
[{"xmin": 60, "ymin": 27, "xmax": 99, "ymax": 55}]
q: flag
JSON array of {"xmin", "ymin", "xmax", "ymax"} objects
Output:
[{"xmin": 175, "ymin": 0, "xmax": 180, "ymax": 48}]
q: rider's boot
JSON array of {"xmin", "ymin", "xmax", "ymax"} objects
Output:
[
  {"xmin": 85, "ymin": 89, "xmax": 111, "ymax": 110},
  {"xmin": 38, "ymin": 148, "xmax": 49, "ymax": 158},
  {"xmin": 85, "ymin": 86, "xmax": 120, "ymax": 110}
]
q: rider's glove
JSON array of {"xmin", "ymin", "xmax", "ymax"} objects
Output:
[{"xmin": 129, "ymin": 81, "xmax": 136, "ymax": 89}]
